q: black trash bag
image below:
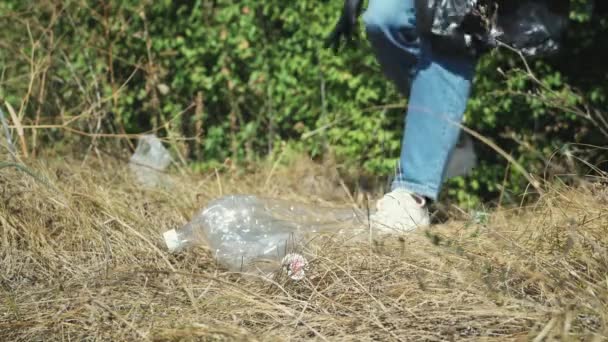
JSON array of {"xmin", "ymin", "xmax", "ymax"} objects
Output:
[
  {"xmin": 495, "ymin": 1, "xmax": 569, "ymax": 57},
  {"xmin": 415, "ymin": 0, "xmax": 499, "ymax": 57},
  {"xmin": 416, "ymin": 0, "xmax": 477, "ymax": 38},
  {"xmin": 415, "ymin": 0, "xmax": 569, "ymax": 58}
]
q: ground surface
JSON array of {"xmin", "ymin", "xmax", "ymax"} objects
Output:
[{"xmin": 1, "ymin": 156, "xmax": 607, "ymax": 341}]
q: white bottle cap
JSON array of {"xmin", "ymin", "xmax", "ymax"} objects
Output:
[{"xmin": 163, "ymin": 229, "xmax": 180, "ymax": 252}]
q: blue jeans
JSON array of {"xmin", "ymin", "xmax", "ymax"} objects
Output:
[{"xmin": 363, "ymin": 0, "xmax": 477, "ymax": 201}]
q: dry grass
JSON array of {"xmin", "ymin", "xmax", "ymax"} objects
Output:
[{"xmin": 1, "ymin": 153, "xmax": 607, "ymax": 341}]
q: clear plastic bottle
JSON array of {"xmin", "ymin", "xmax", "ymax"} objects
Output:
[{"xmin": 163, "ymin": 195, "xmax": 365, "ymax": 279}]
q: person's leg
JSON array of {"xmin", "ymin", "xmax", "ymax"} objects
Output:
[
  {"xmin": 361, "ymin": 0, "xmax": 478, "ymax": 233},
  {"xmin": 363, "ymin": 0, "xmax": 477, "ymax": 203},
  {"xmin": 392, "ymin": 43, "xmax": 477, "ymax": 201},
  {"xmin": 362, "ymin": 0, "xmax": 420, "ymax": 96},
  {"xmin": 362, "ymin": 0, "xmax": 429, "ymax": 233}
]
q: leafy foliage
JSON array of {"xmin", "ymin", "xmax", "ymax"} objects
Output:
[{"xmin": 0, "ymin": 0, "xmax": 606, "ymax": 205}]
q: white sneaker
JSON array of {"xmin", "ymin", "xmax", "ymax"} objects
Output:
[{"xmin": 369, "ymin": 188, "xmax": 430, "ymax": 234}]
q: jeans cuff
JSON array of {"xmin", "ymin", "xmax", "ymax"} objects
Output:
[{"xmin": 390, "ymin": 180, "xmax": 440, "ymax": 201}]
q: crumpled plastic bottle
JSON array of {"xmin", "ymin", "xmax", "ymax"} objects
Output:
[{"xmin": 163, "ymin": 195, "xmax": 364, "ymax": 279}]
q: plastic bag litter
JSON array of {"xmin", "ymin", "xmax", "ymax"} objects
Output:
[
  {"xmin": 129, "ymin": 135, "xmax": 173, "ymax": 187},
  {"xmin": 163, "ymin": 195, "xmax": 366, "ymax": 279}
]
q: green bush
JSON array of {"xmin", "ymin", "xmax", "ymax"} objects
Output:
[{"xmin": 0, "ymin": 0, "xmax": 606, "ymax": 206}]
